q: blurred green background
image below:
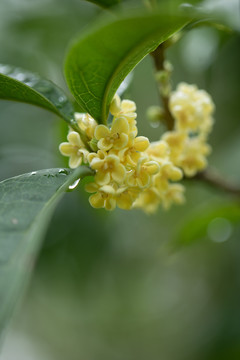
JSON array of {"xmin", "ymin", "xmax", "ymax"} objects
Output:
[{"xmin": 0, "ymin": 0, "xmax": 240, "ymax": 359}]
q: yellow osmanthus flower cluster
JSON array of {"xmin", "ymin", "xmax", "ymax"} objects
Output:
[
  {"xmin": 59, "ymin": 83, "xmax": 214, "ymax": 213},
  {"xmin": 165, "ymin": 82, "xmax": 214, "ymax": 177}
]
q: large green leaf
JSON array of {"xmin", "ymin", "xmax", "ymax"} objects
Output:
[
  {"xmin": 0, "ymin": 64, "xmax": 78, "ymax": 130},
  {"xmin": 0, "ymin": 166, "xmax": 93, "ymax": 339},
  {"xmin": 64, "ymin": 9, "xmax": 190, "ymax": 123}
]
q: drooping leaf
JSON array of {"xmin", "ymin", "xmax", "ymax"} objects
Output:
[
  {"xmin": 175, "ymin": 202, "xmax": 240, "ymax": 247},
  {"xmin": 85, "ymin": 0, "xmax": 120, "ymax": 8},
  {"xmin": 0, "ymin": 166, "xmax": 93, "ymax": 339},
  {"xmin": 65, "ymin": 8, "xmax": 190, "ymax": 123},
  {"xmin": 0, "ymin": 64, "xmax": 78, "ymax": 130}
]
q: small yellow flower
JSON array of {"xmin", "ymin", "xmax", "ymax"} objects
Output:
[
  {"xmin": 133, "ymin": 187, "xmax": 161, "ymax": 214},
  {"xmin": 85, "ymin": 182, "xmax": 138, "ymax": 211},
  {"xmin": 161, "ymin": 184, "xmax": 185, "ymax": 210},
  {"xmin": 118, "ymin": 136, "xmax": 150, "ymax": 166},
  {"xmin": 85, "ymin": 183, "xmax": 116, "ymax": 210},
  {"xmin": 110, "ymin": 94, "xmax": 138, "ymax": 134},
  {"xmin": 116, "ymin": 187, "xmax": 140, "ymax": 210},
  {"xmin": 169, "ymin": 82, "xmax": 215, "ymax": 133},
  {"xmin": 127, "ymin": 156, "xmax": 160, "ymax": 188},
  {"xmin": 75, "ymin": 112, "xmax": 97, "ymax": 140},
  {"xmin": 110, "ymin": 94, "xmax": 136, "ymax": 119},
  {"xmin": 94, "ymin": 117, "xmax": 129, "ymax": 151},
  {"xmin": 153, "ymin": 162, "xmax": 183, "ymax": 191},
  {"xmin": 162, "ymin": 131, "xmax": 186, "ymax": 154},
  {"xmin": 90, "ymin": 154, "xmax": 126, "ymax": 186},
  {"xmin": 59, "ymin": 131, "xmax": 89, "ymax": 168},
  {"xmin": 177, "ymin": 137, "xmax": 211, "ymax": 177},
  {"xmin": 146, "ymin": 140, "xmax": 170, "ymax": 162}
]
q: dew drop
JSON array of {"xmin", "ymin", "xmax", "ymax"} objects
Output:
[
  {"xmin": 58, "ymin": 169, "xmax": 68, "ymax": 175},
  {"xmin": 68, "ymin": 178, "xmax": 80, "ymax": 190},
  {"xmin": 0, "ymin": 65, "xmax": 12, "ymax": 75},
  {"xmin": 14, "ymin": 73, "xmax": 26, "ymax": 82},
  {"xmin": 11, "ymin": 218, "xmax": 18, "ymax": 225},
  {"xmin": 58, "ymin": 96, "xmax": 67, "ymax": 104},
  {"xmin": 31, "ymin": 171, "xmax": 37, "ymax": 175}
]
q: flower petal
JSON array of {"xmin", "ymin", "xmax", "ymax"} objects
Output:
[
  {"xmin": 114, "ymin": 133, "xmax": 128, "ymax": 150},
  {"xmin": 121, "ymin": 100, "xmax": 136, "ymax": 113},
  {"xmin": 90, "ymin": 158, "xmax": 104, "ymax": 170},
  {"xmin": 89, "ymin": 193, "xmax": 104, "ymax": 208},
  {"xmin": 111, "ymin": 163, "xmax": 126, "ymax": 183},
  {"xmin": 137, "ymin": 172, "xmax": 150, "ymax": 188},
  {"xmin": 59, "ymin": 143, "xmax": 74, "ymax": 156},
  {"xmin": 85, "ymin": 182, "xmax": 99, "ymax": 193},
  {"xmin": 67, "ymin": 131, "xmax": 83, "ymax": 147},
  {"xmin": 98, "ymin": 138, "xmax": 112, "ymax": 151},
  {"xmin": 94, "ymin": 124, "xmax": 110, "ymax": 140},
  {"xmin": 69, "ymin": 154, "xmax": 82, "ymax": 169},
  {"xmin": 110, "ymin": 94, "xmax": 121, "ymax": 116},
  {"xmin": 100, "ymin": 185, "xmax": 116, "ymax": 195},
  {"xmin": 105, "ymin": 198, "xmax": 116, "ymax": 211},
  {"xmin": 95, "ymin": 171, "xmax": 111, "ymax": 186},
  {"xmin": 134, "ymin": 136, "xmax": 149, "ymax": 152},
  {"xmin": 145, "ymin": 161, "xmax": 160, "ymax": 175},
  {"xmin": 111, "ymin": 117, "xmax": 129, "ymax": 135},
  {"xmin": 117, "ymin": 193, "xmax": 133, "ymax": 210}
]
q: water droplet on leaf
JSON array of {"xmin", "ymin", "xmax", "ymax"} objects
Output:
[
  {"xmin": 68, "ymin": 178, "xmax": 80, "ymax": 190},
  {"xmin": 58, "ymin": 169, "xmax": 68, "ymax": 175}
]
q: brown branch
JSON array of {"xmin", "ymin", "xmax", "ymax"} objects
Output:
[
  {"xmin": 150, "ymin": 44, "xmax": 175, "ymax": 130},
  {"xmin": 193, "ymin": 169, "xmax": 240, "ymax": 197}
]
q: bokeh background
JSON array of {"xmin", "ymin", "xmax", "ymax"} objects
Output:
[{"xmin": 0, "ymin": 0, "xmax": 240, "ymax": 359}]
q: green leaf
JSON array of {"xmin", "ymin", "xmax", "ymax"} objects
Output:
[
  {"xmin": 85, "ymin": 0, "xmax": 120, "ymax": 8},
  {"xmin": 0, "ymin": 166, "xmax": 93, "ymax": 339},
  {"xmin": 175, "ymin": 202, "xmax": 240, "ymax": 247},
  {"xmin": 65, "ymin": 8, "xmax": 190, "ymax": 123},
  {"xmin": 0, "ymin": 64, "xmax": 78, "ymax": 130}
]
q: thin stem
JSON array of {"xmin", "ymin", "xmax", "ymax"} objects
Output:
[
  {"xmin": 150, "ymin": 44, "xmax": 175, "ymax": 130},
  {"xmin": 193, "ymin": 169, "xmax": 240, "ymax": 197}
]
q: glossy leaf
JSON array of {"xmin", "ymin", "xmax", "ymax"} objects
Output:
[
  {"xmin": 65, "ymin": 9, "xmax": 190, "ymax": 123},
  {"xmin": 0, "ymin": 166, "xmax": 93, "ymax": 338},
  {"xmin": 0, "ymin": 64, "xmax": 78, "ymax": 130},
  {"xmin": 175, "ymin": 202, "xmax": 240, "ymax": 247}
]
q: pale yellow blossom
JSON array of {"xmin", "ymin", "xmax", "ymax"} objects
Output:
[
  {"xmin": 75, "ymin": 112, "xmax": 97, "ymax": 140},
  {"xmin": 133, "ymin": 187, "xmax": 161, "ymax": 214},
  {"xmin": 59, "ymin": 87, "xmax": 214, "ymax": 214},
  {"xmin": 177, "ymin": 137, "xmax": 211, "ymax": 177},
  {"xmin": 90, "ymin": 154, "xmax": 126, "ymax": 186},
  {"xmin": 94, "ymin": 117, "xmax": 129, "ymax": 151},
  {"xmin": 161, "ymin": 184, "xmax": 185, "ymax": 210},
  {"xmin": 146, "ymin": 140, "xmax": 169, "ymax": 162},
  {"xmin": 162, "ymin": 131, "xmax": 187, "ymax": 163},
  {"xmin": 110, "ymin": 94, "xmax": 137, "ymax": 134},
  {"xmin": 127, "ymin": 156, "xmax": 160, "ymax": 188},
  {"xmin": 85, "ymin": 182, "xmax": 139, "ymax": 211},
  {"xmin": 153, "ymin": 162, "xmax": 183, "ymax": 192},
  {"xmin": 59, "ymin": 131, "xmax": 89, "ymax": 168},
  {"xmin": 169, "ymin": 82, "xmax": 215, "ymax": 133},
  {"xmin": 118, "ymin": 136, "xmax": 150, "ymax": 166}
]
